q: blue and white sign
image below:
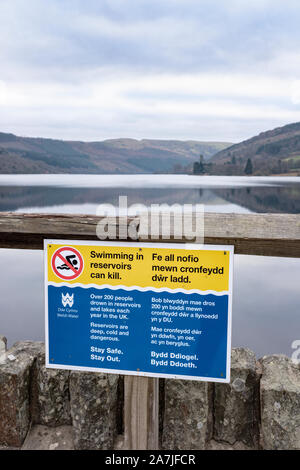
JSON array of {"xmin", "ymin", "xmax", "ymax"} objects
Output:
[{"xmin": 45, "ymin": 240, "xmax": 233, "ymax": 383}]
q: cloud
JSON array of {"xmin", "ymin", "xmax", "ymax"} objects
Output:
[{"xmin": 0, "ymin": 0, "xmax": 300, "ymax": 141}]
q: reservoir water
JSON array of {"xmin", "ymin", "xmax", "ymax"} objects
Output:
[{"xmin": 0, "ymin": 174, "xmax": 299, "ymax": 358}]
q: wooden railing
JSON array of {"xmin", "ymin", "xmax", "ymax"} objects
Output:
[{"xmin": 0, "ymin": 212, "xmax": 299, "ymax": 257}]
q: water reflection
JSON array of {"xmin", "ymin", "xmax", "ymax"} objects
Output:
[
  {"xmin": 214, "ymin": 185, "xmax": 300, "ymax": 213},
  {"xmin": 0, "ymin": 185, "xmax": 295, "ymax": 215},
  {"xmin": 0, "ymin": 185, "xmax": 251, "ymax": 213},
  {"xmin": 0, "ymin": 178, "xmax": 299, "ymax": 214}
]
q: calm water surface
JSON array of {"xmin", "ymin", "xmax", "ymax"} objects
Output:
[{"xmin": 0, "ymin": 174, "xmax": 299, "ymax": 358}]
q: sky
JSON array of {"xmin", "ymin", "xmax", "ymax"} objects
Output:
[{"xmin": 1, "ymin": 0, "xmax": 300, "ymax": 143}]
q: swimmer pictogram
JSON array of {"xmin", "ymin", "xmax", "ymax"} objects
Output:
[{"xmin": 51, "ymin": 247, "xmax": 84, "ymax": 280}]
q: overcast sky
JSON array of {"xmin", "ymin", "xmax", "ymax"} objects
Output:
[{"xmin": 1, "ymin": 0, "xmax": 300, "ymax": 142}]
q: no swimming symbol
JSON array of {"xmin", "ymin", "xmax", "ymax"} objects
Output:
[{"xmin": 51, "ymin": 247, "xmax": 84, "ymax": 280}]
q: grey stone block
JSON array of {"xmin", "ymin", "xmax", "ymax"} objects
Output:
[
  {"xmin": 21, "ymin": 425, "xmax": 74, "ymax": 450},
  {"xmin": 206, "ymin": 439, "xmax": 253, "ymax": 450},
  {"xmin": 260, "ymin": 355, "xmax": 300, "ymax": 450},
  {"xmin": 0, "ymin": 341, "xmax": 42, "ymax": 447},
  {"xmin": 213, "ymin": 348, "xmax": 260, "ymax": 448},
  {"xmin": 30, "ymin": 344, "xmax": 71, "ymax": 426},
  {"xmin": 69, "ymin": 371, "xmax": 119, "ymax": 450},
  {"xmin": 162, "ymin": 379, "xmax": 213, "ymax": 450}
]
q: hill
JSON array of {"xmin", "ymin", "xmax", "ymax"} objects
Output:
[
  {"xmin": 0, "ymin": 132, "xmax": 230, "ymax": 174},
  {"xmin": 210, "ymin": 122, "xmax": 300, "ymax": 175}
]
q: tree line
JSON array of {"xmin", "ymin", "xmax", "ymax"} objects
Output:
[
  {"xmin": 192, "ymin": 155, "xmax": 253, "ymax": 175},
  {"xmin": 189, "ymin": 154, "xmax": 300, "ymax": 176}
]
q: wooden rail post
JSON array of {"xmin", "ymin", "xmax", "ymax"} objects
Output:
[
  {"xmin": 124, "ymin": 376, "xmax": 159, "ymax": 450},
  {"xmin": 123, "ymin": 220, "xmax": 160, "ymax": 451}
]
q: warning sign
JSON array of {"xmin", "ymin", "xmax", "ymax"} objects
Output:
[
  {"xmin": 51, "ymin": 246, "xmax": 84, "ymax": 280},
  {"xmin": 45, "ymin": 240, "xmax": 233, "ymax": 383}
]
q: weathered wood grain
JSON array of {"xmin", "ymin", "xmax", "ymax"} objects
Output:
[
  {"xmin": 124, "ymin": 376, "xmax": 159, "ymax": 450},
  {"xmin": 0, "ymin": 212, "xmax": 299, "ymax": 257}
]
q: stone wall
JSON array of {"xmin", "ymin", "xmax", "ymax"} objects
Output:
[{"xmin": 0, "ymin": 339, "xmax": 299, "ymax": 450}]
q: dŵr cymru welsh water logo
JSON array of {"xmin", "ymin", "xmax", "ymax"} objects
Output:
[{"xmin": 61, "ymin": 292, "xmax": 74, "ymax": 308}]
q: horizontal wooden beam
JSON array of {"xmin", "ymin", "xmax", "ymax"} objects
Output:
[
  {"xmin": 0, "ymin": 212, "xmax": 299, "ymax": 257},
  {"xmin": 200, "ymin": 212, "xmax": 300, "ymax": 258}
]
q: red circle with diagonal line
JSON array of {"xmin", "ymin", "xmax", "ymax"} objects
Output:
[{"xmin": 51, "ymin": 247, "xmax": 84, "ymax": 280}]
